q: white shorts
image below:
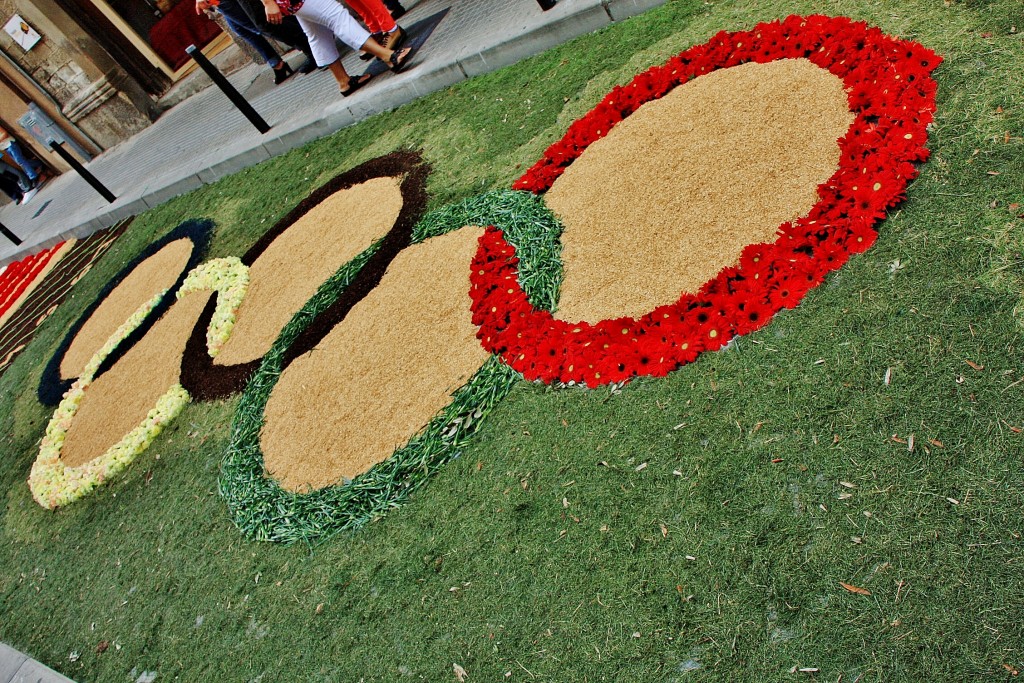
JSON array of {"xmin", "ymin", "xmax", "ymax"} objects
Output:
[{"xmin": 294, "ymin": 0, "xmax": 372, "ymax": 67}]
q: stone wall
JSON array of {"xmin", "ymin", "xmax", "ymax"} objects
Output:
[{"xmin": 0, "ymin": 0, "xmax": 156, "ymax": 150}]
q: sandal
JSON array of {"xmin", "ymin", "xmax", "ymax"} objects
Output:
[
  {"xmin": 388, "ymin": 45, "xmax": 416, "ymax": 73},
  {"xmin": 339, "ymin": 72, "xmax": 373, "ymax": 97},
  {"xmin": 272, "ymin": 61, "xmax": 295, "ymax": 85}
]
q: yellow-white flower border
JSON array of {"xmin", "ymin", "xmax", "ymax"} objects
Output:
[
  {"xmin": 28, "ymin": 258, "xmax": 250, "ymax": 509},
  {"xmin": 178, "ymin": 257, "xmax": 249, "ymax": 357}
]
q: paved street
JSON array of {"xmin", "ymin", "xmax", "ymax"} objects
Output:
[{"xmin": 0, "ymin": 0, "xmax": 664, "ymax": 266}]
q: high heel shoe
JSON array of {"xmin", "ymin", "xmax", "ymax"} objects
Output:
[{"xmin": 273, "ymin": 61, "xmax": 295, "ymax": 85}]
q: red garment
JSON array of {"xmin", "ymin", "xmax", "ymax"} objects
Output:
[
  {"xmin": 344, "ymin": 0, "xmax": 395, "ymax": 34},
  {"xmin": 275, "ymin": 0, "xmax": 304, "ymax": 15}
]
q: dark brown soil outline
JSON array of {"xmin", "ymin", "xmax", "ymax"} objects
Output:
[
  {"xmin": 0, "ymin": 220, "xmax": 132, "ymax": 379},
  {"xmin": 37, "ymin": 219, "xmax": 213, "ymax": 406},
  {"xmin": 179, "ymin": 150, "xmax": 431, "ymax": 402}
]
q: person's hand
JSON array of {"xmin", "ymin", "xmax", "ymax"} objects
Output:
[{"xmin": 262, "ymin": 0, "xmax": 283, "ymax": 24}]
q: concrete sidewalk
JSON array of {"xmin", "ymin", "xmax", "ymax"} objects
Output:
[
  {"xmin": 0, "ymin": 0, "xmax": 665, "ymax": 266},
  {"xmin": 0, "ymin": 643, "xmax": 74, "ymax": 683}
]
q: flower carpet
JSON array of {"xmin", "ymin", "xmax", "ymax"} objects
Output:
[
  {"xmin": 0, "ymin": 220, "xmax": 130, "ymax": 375},
  {"xmin": 25, "ymin": 15, "xmax": 941, "ymax": 522},
  {"xmin": 0, "ymin": 3, "xmax": 1021, "ymax": 680}
]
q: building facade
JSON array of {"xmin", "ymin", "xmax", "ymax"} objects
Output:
[{"xmin": 0, "ymin": 0, "xmax": 226, "ymax": 177}]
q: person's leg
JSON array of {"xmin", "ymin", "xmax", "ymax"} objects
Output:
[
  {"xmin": 344, "ymin": 0, "xmax": 396, "ymax": 34},
  {"xmin": 0, "ymin": 158, "xmax": 31, "ymax": 192},
  {"xmin": 297, "ymin": 0, "xmax": 413, "ymax": 91},
  {"xmin": 5, "ymin": 141, "xmax": 40, "ymax": 186},
  {"xmin": 0, "ymin": 165, "xmax": 25, "ymax": 202},
  {"xmin": 296, "ymin": 1, "xmax": 373, "ymax": 92},
  {"xmin": 295, "ymin": 0, "xmax": 371, "ymax": 53},
  {"xmin": 219, "ymin": 2, "xmax": 283, "ymax": 67},
  {"xmin": 294, "ymin": 12, "xmax": 343, "ymax": 70},
  {"xmin": 266, "ymin": 17, "xmax": 317, "ymax": 71},
  {"xmin": 235, "ymin": 0, "xmax": 316, "ymax": 71}
]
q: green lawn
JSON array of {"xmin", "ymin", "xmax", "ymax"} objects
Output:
[{"xmin": 2, "ymin": 0, "xmax": 1023, "ymax": 680}]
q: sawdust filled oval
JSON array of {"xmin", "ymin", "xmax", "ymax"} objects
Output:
[
  {"xmin": 213, "ymin": 176, "xmax": 404, "ymax": 367},
  {"xmin": 479, "ymin": 17, "xmax": 939, "ymax": 386},
  {"xmin": 59, "ymin": 239, "xmax": 195, "ymax": 379},
  {"xmin": 38, "ymin": 219, "xmax": 213, "ymax": 407},
  {"xmin": 546, "ymin": 58, "xmax": 854, "ymax": 323},
  {"xmin": 260, "ymin": 226, "xmax": 489, "ymax": 491},
  {"xmin": 179, "ymin": 152, "xmax": 430, "ymax": 401},
  {"xmin": 58, "ymin": 292, "xmax": 211, "ymax": 468}
]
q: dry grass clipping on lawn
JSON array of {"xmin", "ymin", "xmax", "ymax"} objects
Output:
[
  {"xmin": 214, "ymin": 176, "xmax": 405, "ymax": 366},
  {"xmin": 260, "ymin": 226, "xmax": 489, "ymax": 491},
  {"xmin": 59, "ymin": 239, "xmax": 194, "ymax": 379},
  {"xmin": 546, "ymin": 58, "xmax": 854, "ymax": 323},
  {"xmin": 59, "ymin": 291, "xmax": 212, "ymax": 469}
]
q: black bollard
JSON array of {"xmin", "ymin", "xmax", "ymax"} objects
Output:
[
  {"xmin": 0, "ymin": 221, "xmax": 22, "ymax": 246},
  {"xmin": 48, "ymin": 141, "xmax": 116, "ymax": 203},
  {"xmin": 536, "ymin": 0, "xmax": 556, "ymax": 9},
  {"xmin": 186, "ymin": 45, "xmax": 271, "ymax": 134}
]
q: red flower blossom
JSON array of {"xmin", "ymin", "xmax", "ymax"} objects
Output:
[{"xmin": 478, "ymin": 16, "xmax": 940, "ymax": 387}]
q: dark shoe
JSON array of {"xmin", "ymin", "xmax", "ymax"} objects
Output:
[
  {"xmin": 383, "ymin": 0, "xmax": 406, "ymax": 19},
  {"xmin": 381, "ymin": 26, "xmax": 406, "ymax": 51},
  {"xmin": 388, "ymin": 45, "xmax": 416, "ymax": 73},
  {"xmin": 360, "ymin": 32, "xmax": 384, "ymax": 61},
  {"xmin": 339, "ymin": 72, "xmax": 373, "ymax": 97},
  {"xmin": 273, "ymin": 61, "xmax": 295, "ymax": 85},
  {"xmin": 297, "ymin": 56, "xmax": 317, "ymax": 73}
]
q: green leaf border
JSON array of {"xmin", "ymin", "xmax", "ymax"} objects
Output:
[{"xmin": 220, "ymin": 190, "xmax": 563, "ymax": 543}]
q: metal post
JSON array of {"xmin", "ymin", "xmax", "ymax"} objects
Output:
[
  {"xmin": 536, "ymin": 0, "xmax": 556, "ymax": 9},
  {"xmin": 48, "ymin": 141, "xmax": 116, "ymax": 203},
  {"xmin": 0, "ymin": 222, "xmax": 22, "ymax": 246},
  {"xmin": 186, "ymin": 45, "xmax": 271, "ymax": 134}
]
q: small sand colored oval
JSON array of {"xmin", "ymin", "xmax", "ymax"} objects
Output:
[
  {"xmin": 546, "ymin": 58, "xmax": 854, "ymax": 323},
  {"xmin": 260, "ymin": 226, "xmax": 489, "ymax": 491},
  {"xmin": 59, "ymin": 291, "xmax": 211, "ymax": 469},
  {"xmin": 59, "ymin": 239, "xmax": 194, "ymax": 379},
  {"xmin": 214, "ymin": 176, "xmax": 405, "ymax": 367}
]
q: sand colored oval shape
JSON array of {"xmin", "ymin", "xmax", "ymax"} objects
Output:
[
  {"xmin": 260, "ymin": 226, "xmax": 489, "ymax": 491},
  {"xmin": 59, "ymin": 239, "xmax": 194, "ymax": 379},
  {"xmin": 59, "ymin": 291, "xmax": 211, "ymax": 468},
  {"xmin": 476, "ymin": 18, "xmax": 940, "ymax": 386},
  {"xmin": 213, "ymin": 176, "xmax": 405, "ymax": 366},
  {"xmin": 546, "ymin": 58, "xmax": 854, "ymax": 323}
]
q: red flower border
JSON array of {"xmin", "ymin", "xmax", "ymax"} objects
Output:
[
  {"xmin": 469, "ymin": 15, "xmax": 941, "ymax": 387},
  {"xmin": 0, "ymin": 242, "xmax": 65, "ymax": 319}
]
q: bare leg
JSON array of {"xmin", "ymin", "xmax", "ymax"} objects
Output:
[
  {"xmin": 359, "ymin": 36, "xmax": 394, "ymax": 63},
  {"xmin": 359, "ymin": 36, "xmax": 414, "ymax": 70},
  {"xmin": 327, "ymin": 60, "xmax": 354, "ymax": 89},
  {"xmin": 326, "ymin": 37, "xmax": 407, "ymax": 90}
]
